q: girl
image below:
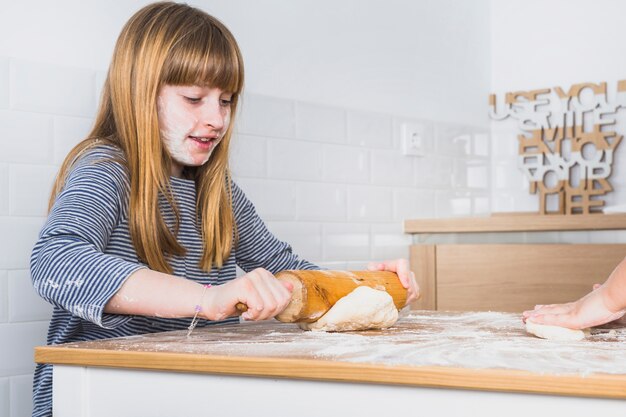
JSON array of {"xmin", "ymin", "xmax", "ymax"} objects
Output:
[{"xmin": 30, "ymin": 2, "xmax": 418, "ymax": 416}]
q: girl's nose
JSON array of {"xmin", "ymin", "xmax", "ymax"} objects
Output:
[{"xmin": 201, "ymin": 101, "xmax": 225, "ymax": 131}]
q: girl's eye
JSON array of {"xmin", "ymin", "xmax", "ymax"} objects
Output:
[
  {"xmin": 184, "ymin": 96, "xmax": 201, "ymax": 104},
  {"xmin": 220, "ymin": 98, "xmax": 233, "ymax": 107}
]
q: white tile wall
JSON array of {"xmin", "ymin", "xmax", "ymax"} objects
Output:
[
  {"xmin": 322, "ymin": 223, "xmax": 370, "ymax": 262},
  {"xmin": 265, "ymin": 222, "xmax": 322, "ymax": 262},
  {"xmin": 0, "ymin": 377, "xmax": 8, "ymax": 417},
  {"xmin": 371, "ymin": 223, "xmax": 411, "ymax": 261},
  {"xmin": 0, "ymin": 164, "xmax": 8, "ymax": 215},
  {"xmin": 0, "ymin": 217, "xmax": 45, "ymax": 269},
  {"xmin": 296, "ymin": 182, "xmax": 347, "ymax": 221},
  {"xmin": 393, "ymin": 189, "xmax": 435, "ymax": 220},
  {"xmin": 0, "ymin": 58, "xmax": 8, "ymax": 110},
  {"xmin": 236, "ymin": 178, "xmax": 296, "ymax": 221},
  {"xmin": 322, "ymin": 145, "xmax": 369, "ymax": 183},
  {"xmin": 0, "ymin": 322, "xmax": 48, "ymax": 377},
  {"xmin": 0, "ymin": 271, "xmax": 7, "ymax": 323},
  {"xmin": 0, "ymin": 110, "xmax": 53, "ymax": 164},
  {"xmin": 267, "ymin": 138, "xmax": 322, "ymax": 181},
  {"xmin": 8, "ymin": 270, "xmax": 53, "ymax": 322},
  {"xmin": 53, "ymin": 116, "xmax": 93, "ymax": 165},
  {"xmin": 347, "ymin": 186, "xmax": 393, "ymax": 222},
  {"xmin": 11, "ymin": 59, "xmax": 97, "ymax": 117},
  {"xmin": 10, "ymin": 374, "xmax": 33, "ymax": 417},
  {"xmin": 9, "ymin": 164, "xmax": 58, "ymax": 217},
  {"xmin": 296, "ymin": 102, "xmax": 346, "ymax": 143},
  {"xmin": 229, "ymin": 134, "xmax": 267, "ymax": 178},
  {"xmin": 238, "ymin": 94, "xmax": 296, "ymax": 138},
  {"xmin": 347, "ymin": 110, "xmax": 393, "ymax": 148},
  {"xmin": 371, "ymin": 149, "xmax": 415, "ymax": 187}
]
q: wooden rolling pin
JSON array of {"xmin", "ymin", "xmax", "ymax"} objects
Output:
[{"xmin": 236, "ymin": 270, "xmax": 408, "ymax": 323}]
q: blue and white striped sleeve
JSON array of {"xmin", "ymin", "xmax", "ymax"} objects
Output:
[
  {"xmin": 30, "ymin": 149, "xmax": 145, "ymax": 329},
  {"xmin": 232, "ymin": 181, "xmax": 319, "ymax": 273}
]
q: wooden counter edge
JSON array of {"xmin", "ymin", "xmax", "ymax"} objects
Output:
[
  {"xmin": 403, "ymin": 213, "xmax": 626, "ymax": 234},
  {"xmin": 35, "ymin": 346, "xmax": 626, "ymax": 400}
]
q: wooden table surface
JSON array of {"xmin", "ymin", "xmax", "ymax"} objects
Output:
[{"xmin": 36, "ymin": 311, "xmax": 626, "ymax": 399}]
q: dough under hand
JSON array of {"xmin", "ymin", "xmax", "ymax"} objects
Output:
[
  {"xmin": 525, "ymin": 320, "xmax": 589, "ymax": 341},
  {"xmin": 299, "ymin": 286, "xmax": 399, "ymax": 332}
]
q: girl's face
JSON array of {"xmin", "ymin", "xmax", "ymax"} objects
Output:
[{"xmin": 157, "ymin": 84, "xmax": 232, "ymax": 177}]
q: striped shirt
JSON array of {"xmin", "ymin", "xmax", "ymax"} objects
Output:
[{"xmin": 30, "ymin": 145, "xmax": 317, "ymax": 417}]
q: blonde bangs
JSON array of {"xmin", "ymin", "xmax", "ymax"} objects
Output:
[{"xmin": 161, "ymin": 16, "xmax": 243, "ymax": 95}]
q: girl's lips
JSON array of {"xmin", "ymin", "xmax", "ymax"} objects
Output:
[{"xmin": 188, "ymin": 136, "xmax": 219, "ymax": 150}]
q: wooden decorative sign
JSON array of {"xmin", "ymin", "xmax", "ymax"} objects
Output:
[{"xmin": 489, "ymin": 81, "xmax": 624, "ymax": 215}]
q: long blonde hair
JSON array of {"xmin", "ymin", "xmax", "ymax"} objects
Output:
[{"xmin": 49, "ymin": 2, "xmax": 244, "ymax": 273}]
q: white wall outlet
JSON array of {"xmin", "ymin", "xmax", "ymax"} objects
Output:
[{"xmin": 401, "ymin": 122, "xmax": 425, "ymax": 156}]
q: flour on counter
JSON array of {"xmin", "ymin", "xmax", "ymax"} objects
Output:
[{"xmin": 62, "ymin": 311, "xmax": 626, "ymax": 377}]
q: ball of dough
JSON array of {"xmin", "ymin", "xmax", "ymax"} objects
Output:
[
  {"xmin": 299, "ymin": 286, "xmax": 399, "ymax": 332},
  {"xmin": 525, "ymin": 320, "xmax": 588, "ymax": 341}
]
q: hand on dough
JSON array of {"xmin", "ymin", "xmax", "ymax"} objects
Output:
[
  {"xmin": 367, "ymin": 258, "xmax": 419, "ymax": 306},
  {"xmin": 522, "ymin": 285, "xmax": 626, "ymax": 330}
]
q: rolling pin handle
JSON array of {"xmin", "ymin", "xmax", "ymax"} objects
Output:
[{"xmin": 235, "ymin": 302, "xmax": 248, "ymax": 313}]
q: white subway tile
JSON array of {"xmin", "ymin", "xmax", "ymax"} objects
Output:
[
  {"xmin": 347, "ymin": 186, "xmax": 393, "ymax": 222},
  {"xmin": 0, "ymin": 110, "xmax": 53, "ymax": 164},
  {"xmin": 0, "ymin": 322, "xmax": 48, "ymax": 376},
  {"xmin": 11, "ymin": 60, "xmax": 96, "ymax": 117},
  {"xmin": 0, "ymin": 377, "xmax": 8, "ymax": 417},
  {"xmin": 347, "ymin": 111, "xmax": 392, "ymax": 148},
  {"xmin": 588, "ymin": 230, "xmax": 622, "ymax": 244},
  {"xmin": 95, "ymin": 70, "xmax": 107, "ymax": 105},
  {"xmin": 296, "ymin": 102, "xmax": 346, "ymax": 143},
  {"xmin": 473, "ymin": 195, "xmax": 491, "ymax": 215},
  {"xmin": 238, "ymin": 94, "xmax": 295, "ymax": 138},
  {"xmin": 53, "ymin": 116, "xmax": 93, "ymax": 165},
  {"xmin": 371, "ymin": 149, "xmax": 415, "ymax": 187},
  {"xmin": 0, "ymin": 217, "xmax": 45, "ymax": 269},
  {"xmin": 267, "ymin": 139, "xmax": 322, "ymax": 181},
  {"xmin": 8, "ymin": 270, "xmax": 52, "ymax": 322},
  {"xmin": 322, "ymin": 223, "xmax": 370, "ymax": 262},
  {"xmin": 10, "ymin": 374, "xmax": 33, "ymax": 417},
  {"xmin": 9, "ymin": 164, "xmax": 57, "ymax": 217},
  {"xmin": 466, "ymin": 160, "xmax": 490, "ymax": 189},
  {"xmin": 315, "ymin": 261, "xmax": 347, "ymax": 270},
  {"xmin": 0, "ymin": 58, "xmax": 8, "ymax": 110},
  {"xmin": 229, "ymin": 134, "xmax": 266, "ymax": 178},
  {"xmin": 322, "ymin": 145, "xmax": 369, "ymax": 183},
  {"xmin": 235, "ymin": 179, "xmax": 296, "ymax": 221},
  {"xmin": 435, "ymin": 191, "xmax": 472, "ymax": 218},
  {"xmin": 494, "ymin": 159, "xmax": 528, "ymax": 190},
  {"xmin": 0, "ymin": 271, "xmax": 6, "ymax": 323},
  {"xmin": 416, "ymin": 156, "xmax": 453, "ymax": 189},
  {"xmin": 265, "ymin": 221, "xmax": 322, "ymax": 261},
  {"xmin": 345, "ymin": 261, "xmax": 371, "ymax": 270},
  {"xmin": 473, "ymin": 132, "xmax": 490, "ymax": 156},
  {"xmin": 435, "ymin": 125, "xmax": 471, "ymax": 157},
  {"xmin": 558, "ymin": 231, "xmax": 590, "ymax": 244},
  {"xmin": 371, "ymin": 223, "xmax": 411, "ymax": 261},
  {"xmin": 393, "ymin": 189, "xmax": 436, "ymax": 220},
  {"xmin": 0, "ymin": 164, "xmax": 8, "ymax": 215},
  {"xmin": 296, "ymin": 182, "xmax": 347, "ymax": 221},
  {"xmin": 491, "ymin": 129, "xmax": 519, "ymax": 157}
]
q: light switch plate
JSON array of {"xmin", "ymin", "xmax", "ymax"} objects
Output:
[{"xmin": 401, "ymin": 122, "xmax": 425, "ymax": 156}]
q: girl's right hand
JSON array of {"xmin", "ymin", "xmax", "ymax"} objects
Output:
[{"xmin": 202, "ymin": 268, "xmax": 293, "ymax": 321}]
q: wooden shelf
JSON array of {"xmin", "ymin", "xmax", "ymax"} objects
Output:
[{"xmin": 404, "ymin": 213, "xmax": 626, "ymax": 234}]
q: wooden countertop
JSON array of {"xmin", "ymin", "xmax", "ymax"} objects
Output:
[
  {"xmin": 404, "ymin": 213, "xmax": 626, "ymax": 234},
  {"xmin": 35, "ymin": 311, "xmax": 626, "ymax": 399}
]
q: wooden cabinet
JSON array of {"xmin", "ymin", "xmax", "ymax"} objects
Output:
[{"xmin": 405, "ymin": 214, "xmax": 626, "ymax": 312}]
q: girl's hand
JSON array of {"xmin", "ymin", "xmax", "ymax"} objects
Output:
[
  {"xmin": 522, "ymin": 285, "xmax": 626, "ymax": 330},
  {"xmin": 367, "ymin": 258, "xmax": 419, "ymax": 306},
  {"xmin": 202, "ymin": 268, "xmax": 293, "ymax": 321}
]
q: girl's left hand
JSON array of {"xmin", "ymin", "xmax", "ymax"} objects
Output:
[{"xmin": 367, "ymin": 258, "xmax": 419, "ymax": 306}]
